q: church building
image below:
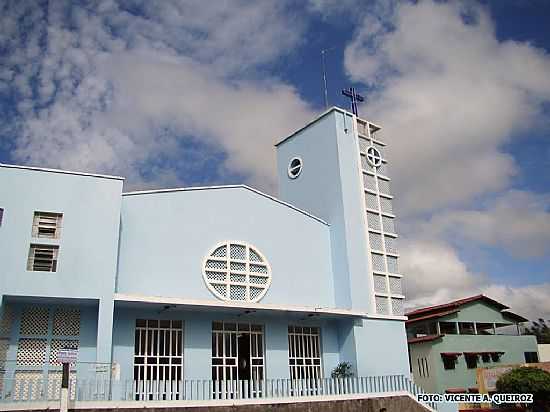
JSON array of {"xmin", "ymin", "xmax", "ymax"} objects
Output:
[{"xmin": 0, "ymin": 107, "xmax": 409, "ymax": 401}]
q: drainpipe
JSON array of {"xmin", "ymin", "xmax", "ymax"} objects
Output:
[
  {"xmin": 455, "ymin": 322, "xmax": 459, "ymax": 335},
  {"xmin": 473, "ymin": 322, "xmax": 478, "ymax": 335}
]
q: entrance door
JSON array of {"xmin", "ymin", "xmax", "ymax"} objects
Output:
[{"xmin": 211, "ymin": 322, "xmax": 264, "ymax": 383}]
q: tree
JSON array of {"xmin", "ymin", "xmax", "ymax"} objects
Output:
[
  {"xmin": 525, "ymin": 319, "xmax": 550, "ymax": 344},
  {"xmin": 496, "ymin": 367, "xmax": 550, "ymax": 411},
  {"xmin": 331, "ymin": 361, "xmax": 354, "ymax": 378}
]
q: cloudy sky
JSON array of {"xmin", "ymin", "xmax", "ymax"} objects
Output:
[{"xmin": 1, "ymin": 0, "xmax": 549, "ymax": 319}]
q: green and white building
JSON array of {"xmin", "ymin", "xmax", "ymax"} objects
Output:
[{"xmin": 406, "ymin": 295, "xmax": 538, "ymax": 394}]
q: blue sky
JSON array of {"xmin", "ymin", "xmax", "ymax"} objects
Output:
[{"xmin": 0, "ymin": 0, "xmax": 548, "ymax": 318}]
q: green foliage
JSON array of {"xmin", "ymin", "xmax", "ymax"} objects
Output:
[
  {"xmin": 525, "ymin": 319, "xmax": 550, "ymax": 344},
  {"xmin": 496, "ymin": 367, "xmax": 550, "ymax": 407},
  {"xmin": 331, "ymin": 361, "xmax": 354, "ymax": 378}
]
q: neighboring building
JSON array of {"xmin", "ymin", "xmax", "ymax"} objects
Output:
[
  {"xmin": 406, "ymin": 295, "xmax": 538, "ymax": 394},
  {"xmin": 0, "ymin": 107, "xmax": 411, "ymax": 401},
  {"xmin": 539, "ymin": 344, "xmax": 550, "ymax": 362}
]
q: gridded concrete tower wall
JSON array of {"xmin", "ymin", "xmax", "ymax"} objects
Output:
[
  {"xmin": 276, "ymin": 107, "xmax": 404, "ymax": 316},
  {"xmin": 356, "ymin": 119, "xmax": 405, "ymax": 316}
]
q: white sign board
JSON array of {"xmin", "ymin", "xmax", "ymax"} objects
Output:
[{"xmin": 57, "ymin": 348, "xmax": 78, "ymax": 364}]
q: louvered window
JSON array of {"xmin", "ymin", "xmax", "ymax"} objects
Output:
[
  {"xmin": 27, "ymin": 245, "xmax": 59, "ymax": 272},
  {"xmin": 32, "ymin": 212, "xmax": 63, "ymax": 239}
]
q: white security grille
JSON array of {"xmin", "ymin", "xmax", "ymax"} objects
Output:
[
  {"xmin": 384, "ymin": 236, "xmax": 398, "ymax": 255},
  {"xmin": 203, "ymin": 242, "xmax": 271, "ymax": 303},
  {"xmin": 387, "ymin": 256, "xmax": 399, "ymax": 274},
  {"xmin": 389, "ymin": 277, "xmax": 403, "ymax": 295},
  {"xmin": 0, "ymin": 339, "xmax": 8, "ymax": 367},
  {"xmin": 369, "ymin": 232, "xmax": 383, "ymax": 252},
  {"xmin": 27, "ymin": 245, "xmax": 59, "ymax": 272},
  {"xmin": 49, "ymin": 339, "xmax": 79, "ymax": 365},
  {"xmin": 212, "ymin": 322, "xmax": 264, "ymax": 383},
  {"xmin": 358, "ymin": 137, "xmax": 370, "ymax": 153},
  {"xmin": 360, "ymin": 155, "xmax": 374, "ymax": 172},
  {"xmin": 288, "ymin": 326, "xmax": 322, "ymax": 381},
  {"xmin": 373, "ymin": 275, "xmax": 387, "ymax": 293},
  {"xmin": 52, "ymin": 308, "xmax": 80, "ymax": 336},
  {"xmin": 380, "ymin": 197, "xmax": 393, "ymax": 214},
  {"xmin": 133, "ymin": 319, "xmax": 184, "ymax": 400},
  {"xmin": 365, "ymin": 193, "xmax": 378, "ymax": 210},
  {"xmin": 391, "ymin": 298, "xmax": 405, "ymax": 315},
  {"xmin": 364, "ymin": 175, "xmax": 377, "ymax": 191},
  {"xmin": 31, "ymin": 212, "xmax": 63, "ymax": 239},
  {"xmin": 375, "ymin": 296, "xmax": 389, "ymax": 315},
  {"xmin": 20, "ymin": 307, "xmax": 49, "ymax": 335},
  {"xmin": 47, "ymin": 370, "xmax": 76, "ymax": 400},
  {"xmin": 377, "ymin": 163, "xmax": 389, "ymax": 177},
  {"xmin": 371, "ymin": 253, "xmax": 385, "ymax": 272},
  {"xmin": 377, "ymin": 178, "xmax": 391, "ymax": 195},
  {"xmin": 382, "ymin": 216, "xmax": 395, "ymax": 233},
  {"xmin": 367, "ymin": 212, "xmax": 381, "ymax": 230},
  {"xmin": 16, "ymin": 339, "xmax": 47, "ymax": 366},
  {"xmin": 0, "ymin": 305, "xmax": 14, "ymax": 336},
  {"xmin": 13, "ymin": 371, "xmax": 43, "ymax": 400}
]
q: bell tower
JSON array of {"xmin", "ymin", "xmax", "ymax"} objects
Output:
[{"xmin": 275, "ymin": 107, "xmax": 404, "ymax": 317}]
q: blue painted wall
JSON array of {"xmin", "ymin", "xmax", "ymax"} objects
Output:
[{"xmin": 117, "ymin": 187, "xmax": 334, "ymax": 309}]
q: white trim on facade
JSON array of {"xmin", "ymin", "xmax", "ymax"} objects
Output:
[
  {"xmin": 122, "ymin": 185, "xmax": 328, "ymax": 226},
  {"xmin": 113, "ymin": 293, "xmax": 408, "ymax": 321},
  {"xmin": 0, "ymin": 163, "xmax": 124, "ymax": 181}
]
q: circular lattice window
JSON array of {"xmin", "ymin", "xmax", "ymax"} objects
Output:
[
  {"xmin": 366, "ymin": 146, "xmax": 382, "ymax": 167},
  {"xmin": 203, "ymin": 242, "xmax": 272, "ymax": 302}
]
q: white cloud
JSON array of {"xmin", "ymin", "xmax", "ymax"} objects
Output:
[
  {"xmin": 345, "ymin": 0, "xmax": 550, "ymax": 216},
  {"xmin": 430, "ymin": 190, "xmax": 550, "ymax": 258},
  {"xmin": 1, "ymin": 0, "xmax": 313, "ymax": 190}
]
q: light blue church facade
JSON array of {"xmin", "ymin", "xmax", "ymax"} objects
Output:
[{"xmin": 0, "ymin": 108, "xmax": 410, "ymax": 401}]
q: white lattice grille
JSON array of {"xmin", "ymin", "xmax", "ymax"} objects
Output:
[
  {"xmin": 373, "ymin": 142, "xmax": 384, "ymax": 155},
  {"xmin": 389, "ymin": 277, "xmax": 402, "ymax": 295},
  {"xmin": 387, "ymin": 256, "xmax": 399, "ymax": 274},
  {"xmin": 203, "ymin": 242, "xmax": 271, "ymax": 303},
  {"xmin": 377, "ymin": 163, "xmax": 389, "ymax": 177},
  {"xmin": 363, "ymin": 175, "xmax": 377, "ymax": 192},
  {"xmin": 369, "ymin": 232, "xmax": 383, "ymax": 252},
  {"xmin": 373, "ymin": 275, "xmax": 387, "ymax": 293},
  {"xmin": 49, "ymin": 339, "xmax": 79, "ymax": 365},
  {"xmin": 0, "ymin": 305, "xmax": 14, "ymax": 337},
  {"xmin": 13, "ymin": 371, "xmax": 43, "ymax": 400},
  {"xmin": 365, "ymin": 193, "xmax": 378, "ymax": 210},
  {"xmin": 377, "ymin": 178, "xmax": 391, "ymax": 195},
  {"xmin": 382, "ymin": 216, "xmax": 395, "ymax": 233},
  {"xmin": 367, "ymin": 212, "xmax": 381, "ymax": 230},
  {"xmin": 212, "ymin": 246, "xmax": 226, "ymax": 257},
  {"xmin": 52, "ymin": 308, "xmax": 80, "ymax": 336},
  {"xmin": 380, "ymin": 197, "xmax": 393, "ymax": 214},
  {"xmin": 20, "ymin": 307, "xmax": 49, "ymax": 335},
  {"xmin": 358, "ymin": 137, "xmax": 370, "ymax": 153},
  {"xmin": 360, "ymin": 155, "xmax": 374, "ymax": 172},
  {"xmin": 230, "ymin": 244, "xmax": 246, "ymax": 260},
  {"xmin": 385, "ymin": 236, "xmax": 398, "ymax": 255},
  {"xmin": 371, "ymin": 253, "xmax": 385, "ymax": 272},
  {"xmin": 391, "ymin": 298, "xmax": 405, "ymax": 315},
  {"xmin": 16, "ymin": 338, "xmax": 47, "ymax": 366},
  {"xmin": 375, "ymin": 296, "xmax": 389, "ymax": 315},
  {"xmin": 47, "ymin": 371, "xmax": 76, "ymax": 400},
  {"xmin": 0, "ymin": 339, "xmax": 8, "ymax": 365}
]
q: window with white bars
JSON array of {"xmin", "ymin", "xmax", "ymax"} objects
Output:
[
  {"xmin": 133, "ymin": 319, "xmax": 184, "ymax": 400},
  {"xmin": 203, "ymin": 242, "xmax": 271, "ymax": 303},
  {"xmin": 375, "ymin": 296, "xmax": 389, "ymax": 315},
  {"xmin": 31, "ymin": 212, "xmax": 63, "ymax": 239},
  {"xmin": 288, "ymin": 326, "xmax": 322, "ymax": 380},
  {"xmin": 27, "ymin": 244, "xmax": 59, "ymax": 272}
]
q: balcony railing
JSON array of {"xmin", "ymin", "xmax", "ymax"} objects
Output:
[{"xmin": 0, "ymin": 375, "xmax": 437, "ymax": 410}]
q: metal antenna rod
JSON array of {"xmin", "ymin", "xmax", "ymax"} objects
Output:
[{"xmin": 321, "ymin": 47, "xmax": 335, "ymax": 109}]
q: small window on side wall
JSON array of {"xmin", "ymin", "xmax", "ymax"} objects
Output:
[
  {"xmin": 0, "ymin": 208, "xmax": 3, "ymax": 226},
  {"xmin": 524, "ymin": 352, "xmax": 538, "ymax": 363},
  {"xmin": 465, "ymin": 353, "xmax": 478, "ymax": 369},
  {"xmin": 32, "ymin": 211, "xmax": 63, "ymax": 239},
  {"xmin": 27, "ymin": 244, "xmax": 59, "ymax": 272}
]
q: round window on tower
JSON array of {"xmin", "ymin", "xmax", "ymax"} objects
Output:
[
  {"xmin": 287, "ymin": 157, "xmax": 303, "ymax": 179},
  {"xmin": 366, "ymin": 146, "xmax": 382, "ymax": 168}
]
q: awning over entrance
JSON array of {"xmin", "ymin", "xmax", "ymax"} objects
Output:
[{"xmin": 114, "ymin": 293, "xmax": 372, "ymax": 321}]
